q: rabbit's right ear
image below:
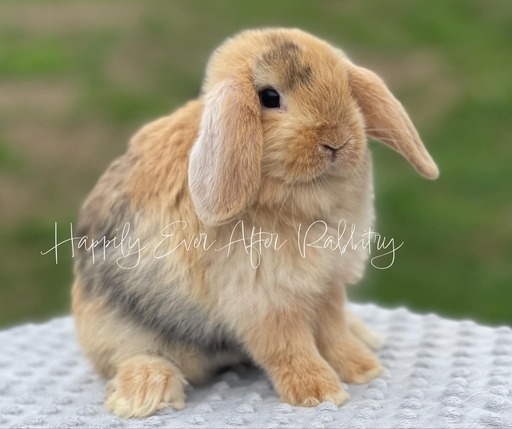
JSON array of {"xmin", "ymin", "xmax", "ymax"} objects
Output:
[{"xmin": 188, "ymin": 80, "xmax": 263, "ymax": 226}]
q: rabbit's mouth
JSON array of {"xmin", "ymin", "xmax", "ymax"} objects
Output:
[{"xmin": 260, "ymin": 131, "xmax": 366, "ymax": 183}]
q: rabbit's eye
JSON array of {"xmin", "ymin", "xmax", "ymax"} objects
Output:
[{"xmin": 259, "ymin": 88, "xmax": 280, "ymax": 108}]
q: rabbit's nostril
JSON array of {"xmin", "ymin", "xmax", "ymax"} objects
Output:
[{"xmin": 320, "ymin": 144, "xmax": 339, "ymax": 158}]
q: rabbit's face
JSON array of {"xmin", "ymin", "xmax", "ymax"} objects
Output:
[
  {"xmin": 189, "ymin": 28, "xmax": 438, "ymax": 225},
  {"xmin": 252, "ymin": 32, "xmax": 368, "ymax": 183}
]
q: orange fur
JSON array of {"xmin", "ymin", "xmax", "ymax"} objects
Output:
[
  {"xmin": 348, "ymin": 66, "xmax": 439, "ymax": 179},
  {"xmin": 242, "ymin": 308, "xmax": 349, "ymax": 406},
  {"xmin": 315, "ymin": 287, "xmax": 383, "ymax": 384},
  {"xmin": 106, "ymin": 355, "xmax": 187, "ymax": 418}
]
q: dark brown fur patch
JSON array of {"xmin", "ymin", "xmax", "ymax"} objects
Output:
[{"xmin": 258, "ymin": 37, "xmax": 313, "ymax": 89}]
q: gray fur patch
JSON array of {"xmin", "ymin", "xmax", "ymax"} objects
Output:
[{"xmin": 75, "ymin": 198, "xmax": 239, "ymax": 355}]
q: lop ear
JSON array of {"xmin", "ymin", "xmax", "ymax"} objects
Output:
[
  {"xmin": 188, "ymin": 80, "xmax": 263, "ymax": 225},
  {"xmin": 348, "ymin": 64, "xmax": 439, "ymax": 179}
]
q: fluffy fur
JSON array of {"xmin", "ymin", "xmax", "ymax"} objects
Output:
[{"xmin": 72, "ymin": 28, "xmax": 438, "ymax": 418}]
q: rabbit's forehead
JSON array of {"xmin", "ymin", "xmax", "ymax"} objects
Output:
[
  {"xmin": 255, "ymin": 40, "xmax": 312, "ymax": 90},
  {"xmin": 253, "ymin": 35, "xmax": 346, "ymax": 92}
]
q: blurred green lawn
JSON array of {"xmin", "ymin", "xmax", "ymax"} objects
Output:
[{"xmin": 0, "ymin": 1, "xmax": 511, "ymax": 328}]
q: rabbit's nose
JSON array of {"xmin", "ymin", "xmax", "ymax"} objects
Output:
[{"xmin": 320, "ymin": 144, "xmax": 339, "ymax": 156}]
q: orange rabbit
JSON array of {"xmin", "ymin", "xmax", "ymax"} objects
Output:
[{"xmin": 72, "ymin": 28, "xmax": 438, "ymax": 418}]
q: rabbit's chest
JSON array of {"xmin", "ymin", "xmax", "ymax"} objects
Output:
[{"xmin": 214, "ymin": 217, "xmax": 368, "ymax": 295}]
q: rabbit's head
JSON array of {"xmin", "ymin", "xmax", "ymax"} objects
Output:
[{"xmin": 188, "ymin": 28, "xmax": 439, "ymax": 225}]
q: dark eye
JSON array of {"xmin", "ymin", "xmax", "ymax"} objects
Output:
[{"xmin": 259, "ymin": 87, "xmax": 280, "ymax": 108}]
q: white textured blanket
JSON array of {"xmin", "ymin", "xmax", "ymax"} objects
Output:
[{"xmin": 0, "ymin": 304, "xmax": 511, "ymax": 428}]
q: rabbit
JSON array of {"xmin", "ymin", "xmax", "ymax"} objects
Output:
[{"xmin": 71, "ymin": 27, "xmax": 438, "ymax": 418}]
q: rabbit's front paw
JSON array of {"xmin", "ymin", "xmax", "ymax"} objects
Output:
[
  {"xmin": 276, "ymin": 360, "xmax": 350, "ymax": 407},
  {"xmin": 105, "ymin": 354, "xmax": 187, "ymax": 418}
]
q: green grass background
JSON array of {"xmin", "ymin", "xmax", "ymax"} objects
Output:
[{"xmin": 0, "ymin": 1, "xmax": 511, "ymax": 328}]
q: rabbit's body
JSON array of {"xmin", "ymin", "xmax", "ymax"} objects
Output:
[{"xmin": 72, "ymin": 28, "xmax": 438, "ymax": 418}]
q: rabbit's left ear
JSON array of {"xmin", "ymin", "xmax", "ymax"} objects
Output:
[
  {"xmin": 188, "ymin": 79, "xmax": 263, "ymax": 225},
  {"xmin": 348, "ymin": 64, "xmax": 439, "ymax": 179}
]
